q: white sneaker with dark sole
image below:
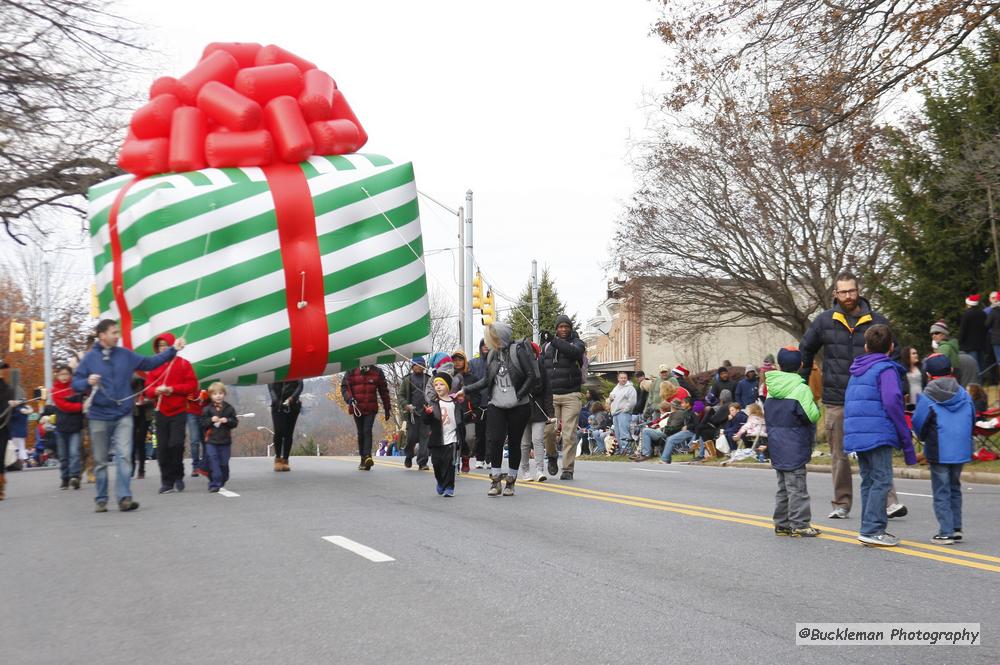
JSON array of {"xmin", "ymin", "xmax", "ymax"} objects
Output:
[
  {"xmin": 828, "ymin": 507, "xmax": 849, "ymax": 519},
  {"xmin": 887, "ymin": 503, "xmax": 908, "ymax": 518},
  {"xmin": 858, "ymin": 532, "xmax": 899, "ymax": 547},
  {"xmin": 931, "ymin": 535, "xmax": 955, "ymax": 545}
]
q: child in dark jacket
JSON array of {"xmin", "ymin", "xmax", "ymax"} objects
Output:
[
  {"xmin": 844, "ymin": 324, "xmax": 917, "ymax": 547},
  {"xmin": 912, "ymin": 354, "xmax": 975, "ymax": 545},
  {"xmin": 764, "ymin": 347, "xmax": 821, "ymax": 537},
  {"xmin": 424, "ymin": 372, "xmax": 465, "ymax": 497},
  {"xmin": 199, "ymin": 382, "xmax": 238, "ymax": 492}
]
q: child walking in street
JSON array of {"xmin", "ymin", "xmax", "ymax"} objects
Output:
[
  {"xmin": 844, "ymin": 324, "xmax": 917, "ymax": 547},
  {"xmin": 200, "ymin": 382, "xmax": 238, "ymax": 493},
  {"xmin": 764, "ymin": 347, "xmax": 822, "ymax": 537},
  {"xmin": 912, "ymin": 354, "xmax": 975, "ymax": 544},
  {"xmin": 424, "ymin": 372, "xmax": 465, "ymax": 497}
]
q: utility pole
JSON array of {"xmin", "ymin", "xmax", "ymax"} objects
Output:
[
  {"xmin": 531, "ymin": 260, "xmax": 540, "ymax": 345},
  {"xmin": 42, "ymin": 255, "xmax": 52, "ymax": 403},
  {"xmin": 457, "ymin": 205, "xmax": 465, "ymax": 351},
  {"xmin": 464, "ymin": 190, "xmax": 474, "ymax": 355}
]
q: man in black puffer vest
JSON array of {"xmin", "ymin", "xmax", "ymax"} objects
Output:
[
  {"xmin": 542, "ymin": 314, "xmax": 586, "ymax": 480},
  {"xmin": 799, "ymin": 271, "xmax": 906, "ymax": 521}
]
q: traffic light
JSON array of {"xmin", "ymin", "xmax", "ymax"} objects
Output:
[
  {"xmin": 8, "ymin": 320, "xmax": 25, "ymax": 353},
  {"xmin": 472, "ymin": 272, "xmax": 482, "ymax": 310},
  {"xmin": 90, "ymin": 283, "xmax": 101, "ymax": 318},
  {"xmin": 29, "ymin": 320, "xmax": 46, "ymax": 351},
  {"xmin": 481, "ymin": 290, "xmax": 495, "ymax": 326}
]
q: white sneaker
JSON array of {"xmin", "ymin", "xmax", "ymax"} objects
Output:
[
  {"xmin": 858, "ymin": 532, "xmax": 899, "ymax": 547},
  {"xmin": 887, "ymin": 503, "xmax": 908, "ymax": 518},
  {"xmin": 474, "ymin": 461, "xmax": 484, "ymax": 469},
  {"xmin": 828, "ymin": 507, "xmax": 849, "ymax": 519}
]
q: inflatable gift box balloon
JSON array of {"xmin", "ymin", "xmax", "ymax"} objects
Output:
[{"xmin": 88, "ymin": 43, "xmax": 430, "ymax": 385}]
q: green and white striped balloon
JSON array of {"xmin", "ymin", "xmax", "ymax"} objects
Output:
[{"xmin": 87, "ymin": 153, "xmax": 431, "ymax": 386}]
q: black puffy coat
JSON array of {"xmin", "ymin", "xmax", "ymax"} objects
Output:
[
  {"xmin": 542, "ymin": 333, "xmax": 586, "ymax": 395},
  {"xmin": 959, "ymin": 307, "xmax": 989, "ymax": 353},
  {"xmin": 799, "ymin": 298, "xmax": 896, "ymax": 406}
]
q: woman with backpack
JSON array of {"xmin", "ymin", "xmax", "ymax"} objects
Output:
[{"xmin": 463, "ymin": 323, "xmax": 538, "ymax": 496}]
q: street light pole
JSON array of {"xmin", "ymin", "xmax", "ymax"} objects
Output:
[
  {"xmin": 464, "ymin": 191, "xmax": 474, "ymax": 355},
  {"xmin": 42, "ymin": 254, "xmax": 52, "ymax": 404}
]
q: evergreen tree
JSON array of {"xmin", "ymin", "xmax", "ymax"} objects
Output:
[
  {"xmin": 875, "ymin": 29, "xmax": 1000, "ymax": 347},
  {"xmin": 505, "ymin": 268, "xmax": 576, "ymax": 340}
]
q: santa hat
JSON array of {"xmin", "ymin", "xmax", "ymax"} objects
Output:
[
  {"xmin": 967, "ymin": 294, "xmax": 981, "ymax": 307},
  {"xmin": 671, "ymin": 364, "xmax": 690, "ymax": 378}
]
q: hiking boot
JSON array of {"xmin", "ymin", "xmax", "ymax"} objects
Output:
[
  {"xmin": 931, "ymin": 534, "xmax": 955, "ymax": 545},
  {"xmin": 791, "ymin": 526, "xmax": 822, "ymax": 538},
  {"xmin": 828, "ymin": 507, "xmax": 849, "ymax": 519},
  {"xmin": 363, "ymin": 456, "xmax": 374, "ymax": 470},
  {"xmin": 560, "ymin": 471, "xmax": 573, "ymax": 480},
  {"xmin": 774, "ymin": 525, "xmax": 793, "ymax": 536},
  {"xmin": 487, "ymin": 476, "xmax": 503, "ymax": 496},
  {"xmin": 280, "ymin": 458, "xmax": 291, "ymax": 472},
  {"xmin": 404, "ymin": 457, "xmax": 413, "ymax": 468},
  {"xmin": 858, "ymin": 532, "xmax": 899, "ymax": 547},
  {"xmin": 274, "ymin": 458, "xmax": 283, "ymax": 472},
  {"xmin": 60, "ymin": 478, "xmax": 69, "ymax": 490},
  {"xmin": 461, "ymin": 457, "xmax": 470, "ymax": 474},
  {"xmin": 547, "ymin": 457, "xmax": 558, "ymax": 476},
  {"xmin": 503, "ymin": 476, "xmax": 516, "ymax": 496},
  {"xmin": 175, "ymin": 479, "xmax": 185, "ymax": 492},
  {"xmin": 887, "ymin": 503, "xmax": 908, "ymax": 518},
  {"xmin": 118, "ymin": 497, "xmax": 139, "ymax": 512},
  {"xmin": 95, "ymin": 501, "xmax": 108, "ymax": 513}
]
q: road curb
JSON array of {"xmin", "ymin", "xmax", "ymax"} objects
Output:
[{"xmin": 707, "ymin": 461, "xmax": 1000, "ymax": 485}]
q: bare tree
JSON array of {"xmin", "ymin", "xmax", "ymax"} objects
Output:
[
  {"xmin": 656, "ymin": 0, "xmax": 999, "ymax": 133},
  {"xmin": 616, "ymin": 70, "xmax": 890, "ymax": 340},
  {"xmin": 0, "ymin": 0, "xmax": 140, "ymax": 244}
]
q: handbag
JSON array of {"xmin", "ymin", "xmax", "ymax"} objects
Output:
[{"xmin": 715, "ymin": 433, "xmax": 730, "ymax": 455}]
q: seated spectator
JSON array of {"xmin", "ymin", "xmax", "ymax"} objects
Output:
[
  {"xmin": 588, "ymin": 403, "xmax": 611, "ymax": 454},
  {"xmin": 967, "ymin": 383, "xmax": 988, "ymax": 413},
  {"xmin": 656, "ymin": 397, "xmax": 696, "ymax": 464},
  {"xmin": 735, "ymin": 367, "xmax": 759, "ymax": 407},
  {"xmin": 724, "ymin": 402, "xmax": 748, "ymax": 448},
  {"xmin": 734, "ymin": 402, "xmax": 767, "ymax": 453},
  {"xmin": 632, "ymin": 401, "xmax": 673, "ymax": 461}
]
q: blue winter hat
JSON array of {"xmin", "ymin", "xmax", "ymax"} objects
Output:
[
  {"xmin": 704, "ymin": 393, "xmax": 719, "ymax": 407},
  {"xmin": 923, "ymin": 353, "xmax": 952, "ymax": 378},
  {"xmin": 411, "ymin": 355, "xmax": 426, "ymax": 367},
  {"xmin": 777, "ymin": 346, "xmax": 802, "ymax": 372}
]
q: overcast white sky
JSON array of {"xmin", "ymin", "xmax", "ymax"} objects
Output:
[{"xmin": 104, "ymin": 0, "xmax": 667, "ymax": 339}]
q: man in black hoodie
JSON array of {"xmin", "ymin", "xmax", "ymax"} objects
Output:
[{"xmin": 542, "ymin": 314, "xmax": 587, "ymax": 479}]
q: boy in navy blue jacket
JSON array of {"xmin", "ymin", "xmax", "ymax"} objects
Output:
[
  {"xmin": 912, "ymin": 354, "xmax": 974, "ymax": 545},
  {"xmin": 844, "ymin": 324, "xmax": 917, "ymax": 547},
  {"xmin": 764, "ymin": 347, "xmax": 821, "ymax": 537}
]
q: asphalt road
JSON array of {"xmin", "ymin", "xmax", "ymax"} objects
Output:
[{"xmin": 3, "ymin": 457, "xmax": 999, "ymax": 665}]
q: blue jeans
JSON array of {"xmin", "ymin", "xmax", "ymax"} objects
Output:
[
  {"xmin": 929, "ymin": 463, "xmax": 964, "ymax": 536},
  {"xmin": 857, "ymin": 445, "xmax": 894, "ymax": 537},
  {"xmin": 641, "ymin": 428, "xmax": 665, "ymax": 456},
  {"xmin": 612, "ymin": 412, "xmax": 631, "ymax": 451},
  {"xmin": 661, "ymin": 431, "xmax": 695, "ymax": 462},
  {"xmin": 56, "ymin": 430, "xmax": 82, "ymax": 481},
  {"xmin": 186, "ymin": 412, "xmax": 204, "ymax": 468},
  {"xmin": 90, "ymin": 416, "xmax": 134, "ymax": 504},
  {"xmin": 592, "ymin": 430, "xmax": 607, "ymax": 453},
  {"xmin": 206, "ymin": 443, "xmax": 231, "ymax": 490}
]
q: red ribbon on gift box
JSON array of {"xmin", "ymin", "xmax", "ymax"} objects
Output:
[{"xmin": 118, "ymin": 42, "xmax": 368, "ymax": 176}]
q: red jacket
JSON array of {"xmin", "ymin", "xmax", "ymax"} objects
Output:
[
  {"xmin": 144, "ymin": 332, "xmax": 199, "ymax": 417},
  {"xmin": 340, "ymin": 366, "xmax": 390, "ymax": 416},
  {"xmin": 51, "ymin": 378, "xmax": 82, "ymax": 414}
]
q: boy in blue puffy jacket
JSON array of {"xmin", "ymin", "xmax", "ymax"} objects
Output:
[
  {"xmin": 844, "ymin": 324, "xmax": 917, "ymax": 548},
  {"xmin": 911, "ymin": 354, "xmax": 974, "ymax": 545},
  {"xmin": 764, "ymin": 347, "xmax": 821, "ymax": 537}
]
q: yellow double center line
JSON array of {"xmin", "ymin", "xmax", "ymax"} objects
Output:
[{"xmin": 337, "ymin": 457, "xmax": 1000, "ymax": 574}]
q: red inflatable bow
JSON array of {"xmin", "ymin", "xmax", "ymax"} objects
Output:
[{"xmin": 119, "ymin": 42, "xmax": 368, "ymax": 176}]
